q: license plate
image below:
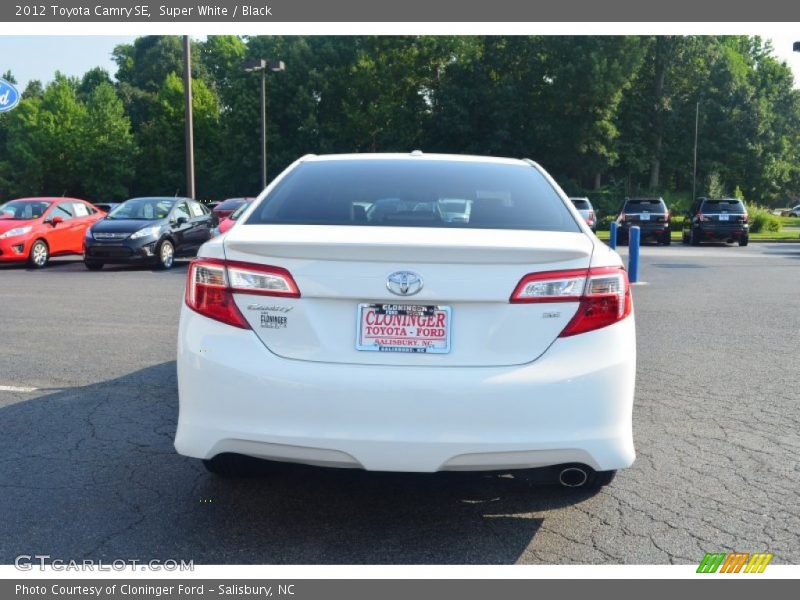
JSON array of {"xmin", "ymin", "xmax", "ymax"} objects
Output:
[
  {"xmin": 640, "ymin": 213, "xmax": 650, "ymax": 221},
  {"xmin": 356, "ymin": 304, "xmax": 451, "ymax": 354},
  {"xmin": 719, "ymin": 214, "xmax": 729, "ymax": 221}
]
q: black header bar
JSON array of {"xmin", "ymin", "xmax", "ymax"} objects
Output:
[{"xmin": 1, "ymin": 0, "xmax": 799, "ymax": 22}]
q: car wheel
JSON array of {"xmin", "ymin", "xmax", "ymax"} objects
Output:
[
  {"xmin": 739, "ymin": 235, "xmax": 749, "ymax": 247},
  {"xmin": 661, "ymin": 231, "xmax": 671, "ymax": 245},
  {"xmin": 157, "ymin": 240, "xmax": 175, "ymax": 269},
  {"xmin": 84, "ymin": 260, "xmax": 104, "ymax": 270},
  {"xmin": 28, "ymin": 239, "xmax": 49, "ymax": 268}
]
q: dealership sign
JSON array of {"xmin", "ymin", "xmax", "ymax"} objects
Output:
[{"xmin": 0, "ymin": 79, "xmax": 20, "ymax": 113}]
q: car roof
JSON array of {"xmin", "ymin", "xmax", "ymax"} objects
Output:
[
  {"xmin": 300, "ymin": 152, "xmax": 530, "ymax": 167},
  {"xmin": 9, "ymin": 197, "xmax": 87, "ymax": 203},
  {"xmin": 123, "ymin": 196, "xmax": 190, "ymax": 202}
]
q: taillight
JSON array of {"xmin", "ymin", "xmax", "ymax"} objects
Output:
[
  {"xmin": 510, "ymin": 267, "xmax": 632, "ymax": 336},
  {"xmin": 185, "ymin": 258, "xmax": 300, "ymax": 329},
  {"xmin": 698, "ymin": 212, "xmax": 710, "ymax": 222}
]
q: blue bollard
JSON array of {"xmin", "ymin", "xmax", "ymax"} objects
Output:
[
  {"xmin": 609, "ymin": 221, "xmax": 618, "ymax": 249},
  {"xmin": 629, "ymin": 225, "xmax": 640, "ymax": 283}
]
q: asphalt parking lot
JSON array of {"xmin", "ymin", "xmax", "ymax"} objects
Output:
[{"xmin": 1, "ymin": 244, "xmax": 799, "ymax": 565}]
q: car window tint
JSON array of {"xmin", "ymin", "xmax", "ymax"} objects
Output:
[
  {"xmin": 247, "ymin": 160, "xmax": 580, "ymax": 232},
  {"xmin": 189, "ymin": 202, "xmax": 205, "ymax": 217},
  {"xmin": 50, "ymin": 203, "xmax": 74, "ymax": 220},
  {"xmin": 174, "ymin": 203, "xmax": 191, "ymax": 220},
  {"xmin": 1, "ymin": 201, "xmax": 52, "ymax": 219},
  {"xmin": 700, "ymin": 200, "xmax": 745, "ymax": 214},
  {"xmin": 217, "ymin": 199, "xmax": 246, "ymax": 211},
  {"xmin": 72, "ymin": 202, "xmax": 90, "ymax": 217},
  {"xmin": 624, "ymin": 200, "xmax": 665, "ymax": 213},
  {"xmin": 571, "ymin": 199, "xmax": 591, "ymax": 210}
]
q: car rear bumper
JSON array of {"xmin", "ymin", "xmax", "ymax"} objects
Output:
[
  {"xmin": 695, "ymin": 224, "xmax": 748, "ymax": 240},
  {"xmin": 175, "ymin": 305, "xmax": 636, "ymax": 473},
  {"xmin": 619, "ymin": 222, "xmax": 669, "ymax": 238}
]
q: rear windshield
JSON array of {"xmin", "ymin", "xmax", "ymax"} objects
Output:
[
  {"xmin": 571, "ymin": 199, "xmax": 591, "ymax": 210},
  {"xmin": 216, "ymin": 198, "xmax": 247, "ymax": 210},
  {"xmin": 246, "ymin": 159, "xmax": 580, "ymax": 232},
  {"xmin": 700, "ymin": 200, "xmax": 745, "ymax": 214},
  {"xmin": 623, "ymin": 199, "xmax": 666, "ymax": 213}
]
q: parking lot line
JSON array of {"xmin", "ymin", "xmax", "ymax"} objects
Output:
[{"xmin": 0, "ymin": 384, "xmax": 38, "ymax": 393}]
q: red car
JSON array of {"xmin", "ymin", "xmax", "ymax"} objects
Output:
[
  {"xmin": 212, "ymin": 197, "xmax": 254, "ymax": 221},
  {"xmin": 212, "ymin": 199, "xmax": 253, "ymax": 236},
  {"xmin": 0, "ymin": 197, "xmax": 105, "ymax": 268}
]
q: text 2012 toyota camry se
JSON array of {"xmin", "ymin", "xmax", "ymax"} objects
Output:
[{"xmin": 174, "ymin": 153, "xmax": 636, "ymax": 488}]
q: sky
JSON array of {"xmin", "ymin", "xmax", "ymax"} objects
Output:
[
  {"xmin": 0, "ymin": 36, "xmax": 136, "ymax": 89},
  {"xmin": 0, "ymin": 34, "xmax": 799, "ymax": 91}
]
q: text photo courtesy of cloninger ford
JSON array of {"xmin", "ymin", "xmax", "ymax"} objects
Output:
[{"xmin": 0, "ymin": 33, "xmax": 799, "ymax": 571}]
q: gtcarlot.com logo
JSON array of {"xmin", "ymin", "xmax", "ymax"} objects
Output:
[
  {"xmin": 697, "ymin": 552, "xmax": 773, "ymax": 573},
  {"xmin": 14, "ymin": 554, "xmax": 194, "ymax": 572}
]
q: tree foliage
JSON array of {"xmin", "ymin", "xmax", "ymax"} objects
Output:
[{"xmin": 1, "ymin": 35, "xmax": 799, "ymax": 206}]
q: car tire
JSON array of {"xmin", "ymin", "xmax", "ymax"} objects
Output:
[
  {"xmin": 84, "ymin": 260, "xmax": 104, "ymax": 270},
  {"xmin": 157, "ymin": 240, "xmax": 175, "ymax": 270},
  {"xmin": 661, "ymin": 231, "xmax": 671, "ymax": 245},
  {"xmin": 739, "ymin": 235, "xmax": 749, "ymax": 247},
  {"xmin": 28, "ymin": 239, "xmax": 49, "ymax": 268}
]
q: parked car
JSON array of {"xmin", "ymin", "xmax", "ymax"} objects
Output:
[
  {"xmin": 0, "ymin": 197, "xmax": 104, "ymax": 268},
  {"xmin": 175, "ymin": 153, "xmax": 635, "ymax": 488},
  {"xmin": 682, "ymin": 197, "xmax": 749, "ymax": 246},
  {"xmin": 84, "ymin": 196, "xmax": 214, "ymax": 270},
  {"xmin": 210, "ymin": 199, "xmax": 254, "ymax": 237},
  {"xmin": 570, "ymin": 197, "xmax": 597, "ymax": 232},
  {"xmin": 93, "ymin": 202, "xmax": 120, "ymax": 214},
  {"xmin": 615, "ymin": 197, "xmax": 671, "ymax": 245},
  {"xmin": 212, "ymin": 197, "xmax": 254, "ymax": 221},
  {"xmin": 787, "ymin": 204, "xmax": 800, "ymax": 218}
]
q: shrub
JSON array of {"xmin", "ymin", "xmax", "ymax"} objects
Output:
[{"xmin": 748, "ymin": 205, "xmax": 782, "ymax": 233}]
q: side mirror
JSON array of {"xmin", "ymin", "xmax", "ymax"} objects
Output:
[
  {"xmin": 176, "ymin": 216, "xmax": 188, "ymax": 226},
  {"xmin": 50, "ymin": 216, "xmax": 64, "ymax": 226}
]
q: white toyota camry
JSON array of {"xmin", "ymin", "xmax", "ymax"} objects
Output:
[{"xmin": 175, "ymin": 153, "xmax": 636, "ymax": 488}]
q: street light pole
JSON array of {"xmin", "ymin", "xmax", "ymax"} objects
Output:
[
  {"xmin": 183, "ymin": 35, "xmax": 195, "ymax": 199},
  {"xmin": 260, "ymin": 67, "xmax": 267, "ymax": 188},
  {"xmin": 243, "ymin": 58, "xmax": 285, "ymax": 190},
  {"xmin": 692, "ymin": 101, "xmax": 699, "ymax": 202}
]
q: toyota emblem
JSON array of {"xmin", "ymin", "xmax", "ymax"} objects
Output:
[{"xmin": 386, "ymin": 271, "xmax": 423, "ymax": 296}]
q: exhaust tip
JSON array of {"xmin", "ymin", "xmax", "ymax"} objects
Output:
[{"xmin": 558, "ymin": 466, "xmax": 589, "ymax": 488}]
